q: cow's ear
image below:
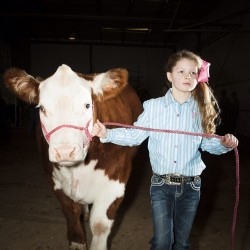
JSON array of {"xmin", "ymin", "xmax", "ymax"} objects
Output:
[
  {"xmin": 4, "ymin": 68, "xmax": 40, "ymax": 104},
  {"xmin": 90, "ymin": 68, "xmax": 128, "ymax": 101}
]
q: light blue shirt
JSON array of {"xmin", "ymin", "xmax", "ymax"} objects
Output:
[{"xmin": 101, "ymin": 89, "xmax": 231, "ymax": 176}]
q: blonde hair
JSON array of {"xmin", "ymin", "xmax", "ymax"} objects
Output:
[{"xmin": 165, "ymin": 50, "xmax": 220, "ymax": 134}]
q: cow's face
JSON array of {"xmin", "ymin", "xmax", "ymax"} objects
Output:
[
  {"xmin": 38, "ymin": 65, "xmax": 93, "ymax": 166},
  {"xmin": 4, "ymin": 64, "xmax": 129, "ymax": 167}
]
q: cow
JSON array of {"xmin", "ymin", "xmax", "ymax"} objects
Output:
[{"xmin": 4, "ymin": 64, "xmax": 143, "ymax": 250}]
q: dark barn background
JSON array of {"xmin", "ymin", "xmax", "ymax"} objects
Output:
[{"xmin": 0, "ymin": 0, "xmax": 250, "ymax": 249}]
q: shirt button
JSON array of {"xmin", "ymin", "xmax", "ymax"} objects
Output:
[
  {"xmin": 174, "ymin": 161, "xmax": 177, "ymax": 163},
  {"xmin": 177, "ymin": 114, "xmax": 179, "ymax": 117},
  {"xmin": 175, "ymin": 145, "xmax": 178, "ymax": 148}
]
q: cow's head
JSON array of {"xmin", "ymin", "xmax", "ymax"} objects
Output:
[{"xmin": 4, "ymin": 64, "xmax": 128, "ymax": 166}]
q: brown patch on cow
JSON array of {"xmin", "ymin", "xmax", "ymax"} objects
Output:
[
  {"xmin": 85, "ymin": 83, "xmax": 143, "ymax": 183},
  {"xmin": 92, "ymin": 222, "xmax": 109, "ymax": 236},
  {"xmin": 85, "ymin": 137, "xmax": 133, "ymax": 184},
  {"xmin": 72, "ymin": 203, "xmax": 82, "ymax": 217}
]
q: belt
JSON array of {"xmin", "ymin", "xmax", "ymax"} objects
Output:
[{"xmin": 153, "ymin": 173, "xmax": 200, "ymax": 185}]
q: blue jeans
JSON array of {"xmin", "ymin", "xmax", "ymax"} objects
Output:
[{"xmin": 150, "ymin": 174, "xmax": 201, "ymax": 250}]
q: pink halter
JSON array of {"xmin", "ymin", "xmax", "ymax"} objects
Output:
[
  {"xmin": 40, "ymin": 119, "xmax": 92, "ymax": 146},
  {"xmin": 40, "ymin": 103, "xmax": 94, "ymax": 145}
]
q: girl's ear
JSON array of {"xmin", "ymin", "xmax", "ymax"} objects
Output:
[{"xmin": 166, "ymin": 72, "xmax": 172, "ymax": 83}]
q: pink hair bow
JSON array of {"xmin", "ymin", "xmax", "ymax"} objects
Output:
[{"xmin": 198, "ymin": 60, "xmax": 210, "ymax": 83}]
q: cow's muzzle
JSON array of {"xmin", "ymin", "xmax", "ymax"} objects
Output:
[{"xmin": 49, "ymin": 143, "xmax": 85, "ymax": 165}]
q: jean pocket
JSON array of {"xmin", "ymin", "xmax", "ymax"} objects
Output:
[
  {"xmin": 151, "ymin": 175, "xmax": 165, "ymax": 186},
  {"xmin": 190, "ymin": 177, "xmax": 201, "ymax": 191}
]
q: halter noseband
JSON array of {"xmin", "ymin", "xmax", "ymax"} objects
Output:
[{"xmin": 40, "ymin": 119, "xmax": 92, "ymax": 146}]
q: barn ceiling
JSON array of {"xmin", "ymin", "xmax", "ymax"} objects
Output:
[{"xmin": 0, "ymin": 0, "xmax": 249, "ymax": 49}]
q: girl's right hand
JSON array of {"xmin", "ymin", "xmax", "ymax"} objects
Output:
[
  {"xmin": 91, "ymin": 119, "xmax": 108, "ymax": 138},
  {"xmin": 220, "ymin": 133, "xmax": 238, "ymax": 148}
]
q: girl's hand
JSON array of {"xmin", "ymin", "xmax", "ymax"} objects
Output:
[
  {"xmin": 220, "ymin": 134, "xmax": 239, "ymax": 148},
  {"xmin": 91, "ymin": 119, "xmax": 107, "ymax": 139}
]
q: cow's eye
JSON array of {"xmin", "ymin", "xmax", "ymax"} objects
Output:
[
  {"xmin": 40, "ymin": 105, "xmax": 46, "ymax": 113},
  {"xmin": 85, "ymin": 103, "xmax": 90, "ymax": 109}
]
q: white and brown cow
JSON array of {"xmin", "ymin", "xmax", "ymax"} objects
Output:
[{"xmin": 4, "ymin": 65, "xmax": 143, "ymax": 250}]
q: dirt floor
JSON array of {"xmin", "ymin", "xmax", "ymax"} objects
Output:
[{"xmin": 0, "ymin": 127, "xmax": 250, "ymax": 250}]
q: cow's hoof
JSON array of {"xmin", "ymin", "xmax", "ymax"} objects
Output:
[{"xmin": 69, "ymin": 242, "xmax": 88, "ymax": 250}]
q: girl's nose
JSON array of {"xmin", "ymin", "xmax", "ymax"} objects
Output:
[{"xmin": 185, "ymin": 73, "xmax": 191, "ymax": 79}]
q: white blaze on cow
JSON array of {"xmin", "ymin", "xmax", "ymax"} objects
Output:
[
  {"xmin": 4, "ymin": 64, "xmax": 143, "ymax": 250},
  {"xmin": 38, "ymin": 65, "xmax": 93, "ymax": 165},
  {"xmin": 53, "ymin": 159, "xmax": 125, "ymax": 204}
]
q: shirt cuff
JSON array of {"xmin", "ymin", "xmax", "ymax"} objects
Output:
[{"xmin": 100, "ymin": 129, "xmax": 114, "ymax": 143}]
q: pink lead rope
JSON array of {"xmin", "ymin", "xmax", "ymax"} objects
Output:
[{"xmin": 103, "ymin": 121, "xmax": 240, "ymax": 250}]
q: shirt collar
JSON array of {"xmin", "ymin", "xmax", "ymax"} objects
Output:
[{"xmin": 164, "ymin": 88, "xmax": 193, "ymax": 107}]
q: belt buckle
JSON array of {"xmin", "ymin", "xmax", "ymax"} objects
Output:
[{"xmin": 166, "ymin": 174, "xmax": 182, "ymax": 185}]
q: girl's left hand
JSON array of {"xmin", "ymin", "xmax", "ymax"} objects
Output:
[{"xmin": 220, "ymin": 134, "xmax": 239, "ymax": 148}]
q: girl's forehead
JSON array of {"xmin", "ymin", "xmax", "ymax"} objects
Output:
[{"xmin": 175, "ymin": 58, "xmax": 198, "ymax": 68}]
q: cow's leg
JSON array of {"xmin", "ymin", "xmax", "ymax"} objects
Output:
[
  {"xmin": 39, "ymin": 132, "xmax": 88, "ymax": 250},
  {"xmin": 54, "ymin": 189, "xmax": 88, "ymax": 250},
  {"xmin": 89, "ymin": 197, "xmax": 124, "ymax": 250}
]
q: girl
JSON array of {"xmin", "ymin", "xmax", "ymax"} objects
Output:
[{"xmin": 91, "ymin": 50, "xmax": 238, "ymax": 250}]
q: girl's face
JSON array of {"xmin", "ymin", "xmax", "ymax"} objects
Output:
[{"xmin": 167, "ymin": 58, "xmax": 199, "ymax": 94}]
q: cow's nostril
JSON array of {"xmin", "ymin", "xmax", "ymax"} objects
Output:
[
  {"xmin": 54, "ymin": 148, "xmax": 61, "ymax": 161},
  {"xmin": 52, "ymin": 145, "xmax": 79, "ymax": 162},
  {"xmin": 69, "ymin": 147, "xmax": 76, "ymax": 158}
]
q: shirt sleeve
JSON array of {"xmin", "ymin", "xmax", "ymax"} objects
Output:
[
  {"xmin": 200, "ymin": 137, "xmax": 233, "ymax": 155},
  {"xmin": 100, "ymin": 101, "xmax": 150, "ymax": 146}
]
